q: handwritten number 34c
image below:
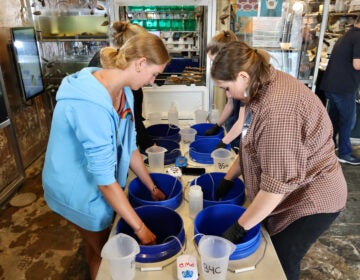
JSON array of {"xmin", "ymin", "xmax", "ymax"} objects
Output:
[{"xmin": 203, "ymin": 263, "xmax": 222, "ymax": 274}]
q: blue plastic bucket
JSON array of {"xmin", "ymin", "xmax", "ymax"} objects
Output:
[
  {"xmin": 189, "ymin": 138, "xmax": 231, "ymax": 164},
  {"xmin": 140, "ymin": 139, "xmax": 181, "ymax": 165},
  {"xmin": 194, "ymin": 204, "xmax": 261, "ymax": 260},
  {"xmin": 191, "ymin": 123, "xmax": 224, "ymax": 140},
  {"xmin": 146, "ymin": 124, "xmax": 181, "ymax": 142},
  {"xmin": 116, "ymin": 205, "xmax": 185, "ymax": 263},
  {"xmin": 190, "ymin": 172, "xmax": 245, "ymax": 208},
  {"xmin": 128, "ymin": 173, "xmax": 183, "ymax": 210}
]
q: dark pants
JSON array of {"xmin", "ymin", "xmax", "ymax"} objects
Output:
[
  {"xmin": 325, "ymin": 91, "xmax": 357, "ymax": 157},
  {"xmin": 271, "ymin": 212, "xmax": 340, "ymax": 280}
]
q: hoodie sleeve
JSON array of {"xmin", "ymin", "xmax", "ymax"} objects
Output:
[{"xmin": 65, "ymin": 102, "xmax": 117, "ymax": 186}]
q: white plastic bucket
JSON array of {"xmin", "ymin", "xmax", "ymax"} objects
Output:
[
  {"xmin": 101, "ymin": 233, "xmax": 140, "ymax": 280},
  {"xmin": 198, "ymin": 235, "xmax": 236, "ymax": 280},
  {"xmin": 145, "ymin": 146, "xmax": 167, "ymax": 172},
  {"xmin": 179, "ymin": 127, "xmax": 197, "ymax": 144},
  {"xmin": 211, "ymin": 148, "xmax": 232, "ymax": 171}
]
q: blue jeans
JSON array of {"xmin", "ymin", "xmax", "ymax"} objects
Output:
[{"xmin": 325, "ymin": 91, "xmax": 357, "ymax": 157}]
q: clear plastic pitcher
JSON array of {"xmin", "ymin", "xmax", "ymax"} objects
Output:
[
  {"xmin": 101, "ymin": 233, "xmax": 140, "ymax": 280},
  {"xmin": 179, "ymin": 127, "xmax": 197, "ymax": 144},
  {"xmin": 145, "ymin": 146, "xmax": 167, "ymax": 172},
  {"xmin": 211, "ymin": 148, "xmax": 232, "ymax": 171},
  {"xmin": 198, "ymin": 235, "xmax": 236, "ymax": 280},
  {"xmin": 194, "ymin": 109, "xmax": 208, "ymax": 123}
]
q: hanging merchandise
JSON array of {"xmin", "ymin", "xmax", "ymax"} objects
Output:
[
  {"xmin": 335, "ymin": 0, "xmax": 346, "ymax": 12},
  {"xmin": 348, "ymin": 0, "xmax": 360, "ymax": 12}
]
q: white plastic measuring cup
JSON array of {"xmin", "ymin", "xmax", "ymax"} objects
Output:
[
  {"xmin": 179, "ymin": 127, "xmax": 197, "ymax": 144},
  {"xmin": 211, "ymin": 148, "xmax": 232, "ymax": 171},
  {"xmin": 145, "ymin": 146, "xmax": 167, "ymax": 172},
  {"xmin": 198, "ymin": 235, "xmax": 236, "ymax": 280},
  {"xmin": 101, "ymin": 233, "xmax": 140, "ymax": 280}
]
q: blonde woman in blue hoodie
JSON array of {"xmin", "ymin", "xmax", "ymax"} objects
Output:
[{"xmin": 42, "ymin": 33, "xmax": 169, "ymax": 279}]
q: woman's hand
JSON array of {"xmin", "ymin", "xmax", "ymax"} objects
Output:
[
  {"xmin": 134, "ymin": 223, "xmax": 157, "ymax": 245},
  {"xmin": 151, "ymin": 186, "xmax": 166, "ymax": 201}
]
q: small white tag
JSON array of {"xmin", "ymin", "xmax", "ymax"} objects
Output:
[
  {"xmin": 177, "ymin": 254, "xmax": 198, "ymax": 280},
  {"xmin": 166, "ymin": 166, "xmax": 182, "ymax": 178}
]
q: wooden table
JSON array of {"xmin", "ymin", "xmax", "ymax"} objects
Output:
[{"xmin": 96, "ymin": 124, "xmax": 286, "ymax": 279}]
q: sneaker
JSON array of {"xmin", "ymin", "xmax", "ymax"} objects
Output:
[{"xmin": 338, "ymin": 154, "xmax": 360, "ymax": 165}]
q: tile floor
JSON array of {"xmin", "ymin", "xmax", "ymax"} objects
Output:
[{"xmin": 0, "ymin": 145, "xmax": 359, "ymax": 280}]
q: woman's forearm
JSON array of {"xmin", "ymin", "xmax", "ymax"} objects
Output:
[
  {"xmin": 238, "ymin": 190, "xmax": 285, "ymax": 230},
  {"xmin": 216, "ymin": 98, "xmax": 234, "ymax": 126},
  {"xmin": 99, "ymin": 182, "xmax": 143, "ymax": 231},
  {"xmin": 222, "ymin": 106, "xmax": 246, "ymax": 144},
  {"xmin": 224, "ymin": 155, "xmax": 242, "ymax": 181}
]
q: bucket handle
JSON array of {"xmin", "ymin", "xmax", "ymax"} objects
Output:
[
  {"xmin": 192, "ymin": 233, "xmax": 205, "ymax": 257},
  {"xmin": 163, "ymin": 235, "xmax": 186, "ymax": 253},
  {"xmin": 204, "ymin": 173, "xmax": 216, "ymax": 200},
  {"xmin": 228, "ymin": 231, "xmax": 268, "ymax": 274},
  {"xmin": 166, "ymin": 124, "xmax": 178, "ymax": 136},
  {"xmin": 169, "ymin": 148, "xmax": 181, "ymax": 154},
  {"xmin": 190, "ymin": 173, "xmax": 216, "ymax": 201},
  {"xmin": 167, "ymin": 177, "xmax": 180, "ymax": 198}
]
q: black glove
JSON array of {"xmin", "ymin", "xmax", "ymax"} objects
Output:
[
  {"xmin": 216, "ymin": 178, "xmax": 234, "ymax": 200},
  {"xmin": 222, "ymin": 222, "xmax": 247, "ymax": 244},
  {"xmin": 215, "ymin": 140, "xmax": 227, "ymax": 150},
  {"xmin": 205, "ymin": 124, "xmax": 221, "ymax": 136}
]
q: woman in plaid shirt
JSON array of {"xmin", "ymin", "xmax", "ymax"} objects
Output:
[{"xmin": 211, "ymin": 41, "xmax": 347, "ymax": 280}]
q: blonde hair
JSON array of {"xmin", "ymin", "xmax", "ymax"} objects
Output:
[
  {"xmin": 211, "ymin": 41, "xmax": 271, "ymax": 99},
  {"xmin": 111, "ymin": 21, "xmax": 147, "ymax": 47},
  {"xmin": 100, "ymin": 33, "xmax": 170, "ymax": 70},
  {"xmin": 206, "ymin": 30, "xmax": 238, "ymax": 56}
]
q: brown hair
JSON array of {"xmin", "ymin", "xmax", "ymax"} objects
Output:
[
  {"xmin": 211, "ymin": 41, "xmax": 271, "ymax": 99},
  {"xmin": 100, "ymin": 33, "xmax": 170, "ymax": 70},
  {"xmin": 206, "ymin": 30, "xmax": 238, "ymax": 56},
  {"xmin": 111, "ymin": 21, "xmax": 147, "ymax": 47}
]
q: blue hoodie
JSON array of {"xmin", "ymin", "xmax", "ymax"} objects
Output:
[{"xmin": 42, "ymin": 67, "xmax": 137, "ymax": 231}]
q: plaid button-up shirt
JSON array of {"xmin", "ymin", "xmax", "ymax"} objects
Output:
[{"xmin": 241, "ymin": 66, "xmax": 347, "ymax": 236}]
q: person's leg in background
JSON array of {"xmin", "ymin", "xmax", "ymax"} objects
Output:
[
  {"xmin": 325, "ymin": 93, "xmax": 340, "ymax": 147},
  {"xmin": 325, "ymin": 91, "xmax": 357, "ymax": 158},
  {"xmin": 270, "ymin": 212, "xmax": 339, "ymax": 280}
]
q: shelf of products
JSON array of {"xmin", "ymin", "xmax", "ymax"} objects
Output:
[
  {"xmin": 119, "ymin": 5, "xmax": 202, "ymax": 55},
  {"xmin": 117, "ymin": 4, "xmax": 207, "ymax": 84},
  {"xmin": 320, "ymin": 1, "xmax": 359, "ymax": 71},
  {"xmin": 233, "ymin": 0, "xmax": 330, "ymax": 89},
  {"xmin": 27, "ymin": 0, "xmax": 110, "ymax": 106},
  {"xmin": 326, "ymin": 12, "xmax": 358, "ymax": 34}
]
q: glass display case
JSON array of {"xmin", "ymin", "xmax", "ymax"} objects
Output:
[
  {"xmin": 113, "ymin": 0, "xmax": 216, "ymax": 88},
  {"xmin": 26, "ymin": 0, "xmax": 110, "ymax": 104},
  {"xmin": 232, "ymin": 0, "xmax": 329, "ymax": 89}
]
